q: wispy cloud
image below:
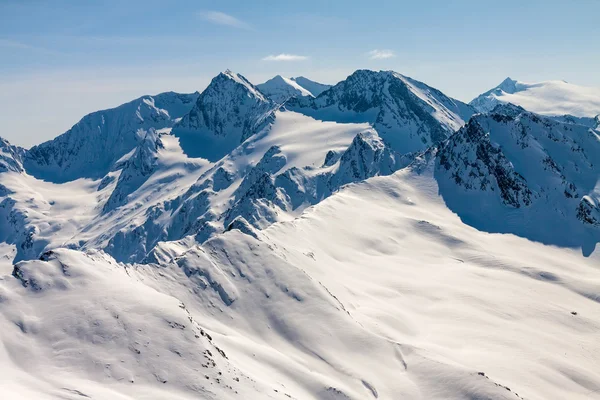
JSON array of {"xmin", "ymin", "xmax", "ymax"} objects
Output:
[
  {"xmin": 367, "ymin": 49, "xmax": 395, "ymax": 60},
  {"xmin": 0, "ymin": 38, "xmax": 61, "ymax": 55},
  {"xmin": 199, "ymin": 11, "xmax": 249, "ymax": 29},
  {"xmin": 262, "ymin": 54, "xmax": 308, "ymax": 62}
]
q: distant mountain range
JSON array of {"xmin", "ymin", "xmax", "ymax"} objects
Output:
[{"xmin": 470, "ymin": 77, "xmax": 600, "ymax": 118}]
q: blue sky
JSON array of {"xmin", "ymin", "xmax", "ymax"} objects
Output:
[{"xmin": 1, "ymin": 0, "xmax": 599, "ymax": 147}]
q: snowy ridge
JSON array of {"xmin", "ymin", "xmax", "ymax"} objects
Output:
[
  {"xmin": 24, "ymin": 91, "xmax": 198, "ymax": 182},
  {"xmin": 288, "ymin": 69, "xmax": 475, "ymax": 154},
  {"xmin": 470, "ymin": 77, "xmax": 600, "ymax": 117},
  {"xmin": 290, "ymin": 76, "xmax": 332, "ymax": 96}
]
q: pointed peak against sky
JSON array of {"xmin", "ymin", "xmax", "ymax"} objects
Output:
[
  {"xmin": 209, "ymin": 69, "xmax": 269, "ymax": 102},
  {"xmin": 495, "ymin": 77, "xmax": 519, "ymax": 94},
  {"xmin": 256, "ymin": 75, "xmax": 313, "ymax": 102}
]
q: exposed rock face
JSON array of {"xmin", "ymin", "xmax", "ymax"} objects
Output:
[
  {"xmin": 437, "ymin": 117, "xmax": 534, "ymax": 208},
  {"xmin": 577, "ymin": 196, "xmax": 600, "ymax": 226},
  {"xmin": 436, "ymin": 104, "xmax": 600, "ymax": 234}
]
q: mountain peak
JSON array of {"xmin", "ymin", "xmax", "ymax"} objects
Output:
[
  {"xmin": 257, "ymin": 75, "xmax": 313, "ymax": 103},
  {"xmin": 496, "ymin": 77, "xmax": 519, "ymax": 94},
  {"xmin": 214, "ymin": 70, "xmax": 267, "ymax": 102},
  {"xmin": 173, "ymin": 71, "xmax": 276, "ymax": 160},
  {"xmin": 471, "ymin": 77, "xmax": 600, "ymax": 116},
  {"xmin": 287, "ymin": 69, "xmax": 475, "ymax": 154}
]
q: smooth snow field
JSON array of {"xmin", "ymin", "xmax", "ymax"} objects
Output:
[{"xmin": 1, "ymin": 162, "xmax": 599, "ymax": 400}]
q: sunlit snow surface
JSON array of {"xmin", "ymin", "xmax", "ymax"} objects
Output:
[
  {"xmin": 1, "ymin": 70, "xmax": 599, "ymax": 400},
  {"xmin": 471, "ymin": 78, "xmax": 600, "ymax": 117},
  {"xmin": 1, "ymin": 164, "xmax": 599, "ymax": 399}
]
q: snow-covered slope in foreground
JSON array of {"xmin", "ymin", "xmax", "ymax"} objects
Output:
[
  {"xmin": 1, "ymin": 164, "xmax": 599, "ymax": 400},
  {"xmin": 470, "ymin": 77, "xmax": 600, "ymax": 117}
]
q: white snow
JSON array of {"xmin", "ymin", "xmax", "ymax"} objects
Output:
[
  {"xmin": 471, "ymin": 78, "xmax": 600, "ymax": 117},
  {"xmin": 257, "ymin": 75, "xmax": 314, "ymax": 103},
  {"xmin": 1, "ymin": 68, "xmax": 599, "ymax": 400},
  {"xmin": 290, "ymin": 76, "xmax": 332, "ymax": 97},
  {"xmin": 1, "ymin": 164, "xmax": 599, "ymax": 399}
]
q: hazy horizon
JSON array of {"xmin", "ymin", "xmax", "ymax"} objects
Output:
[{"xmin": 1, "ymin": 0, "xmax": 599, "ymax": 147}]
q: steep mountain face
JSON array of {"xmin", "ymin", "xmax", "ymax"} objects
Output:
[
  {"xmin": 24, "ymin": 92, "xmax": 198, "ymax": 182},
  {"xmin": 287, "ymin": 69, "xmax": 475, "ymax": 154},
  {"xmin": 257, "ymin": 75, "xmax": 314, "ymax": 103},
  {"xmin": 470, "ymin": 77, "xmax": 600, "ymax": 117},
  {"xmin": 103, "ymin": 129, "xmax": 164, "ymax": 212},
  {"xmin": 436, "ymin": 103, "xmax": 600, "ymax": 252},
  {"xmin": 0, "ymin": 138, "xmax": 26, "ymax": 173},
  {"xmin": 173, "ymin": 70, "xmax": 278, "ymax": 161},
  {"xmin": 290, "ymin": 76, "xmax": 332, "ymax": 96}
]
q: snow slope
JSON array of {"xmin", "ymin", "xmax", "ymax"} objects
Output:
[
  {"xmin": 0, "ymin": 107, "xmax": 393, "ymax": 264},
  {"xmin": 470, "ymin": 77, "xmax": 600, "ymax": 117},
  {"xmin": 96, "ymin": 110, "xmax": 384, "ymax": 263},
  {"xmin": 1, "ymin": 162, "xmax": 599, "ymax": 399},
  {"xmin": 1, "ymin": 68, "xmax": 599, "ymax": 400},
  {"xmin": 288, "ymin": 70, "xmax": 475, "ymax": 154},
  {"xmin": 257, "ymin": 75, "xmax": 314, "ymax": 103}
]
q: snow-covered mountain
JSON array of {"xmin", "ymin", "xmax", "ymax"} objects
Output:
[
  {"xmin": 24, "ymin": 91, "xmax": 198, "ymax": 182},
  {"xmin": 173, "ymin": 70, "xmax": 278, "ymax": 161},
  {"xmin": 0, "ymin": 138, "xmax": 26, "ymax": 173},
  {"xmin": 290, "ymin": 76, "xmax": 332, "ymax": 96},
  {"xmin": 436, "ymin": 103, "xmax": 600, "ymax": 254},
  {"xmin": 470, "ymin": 77, "xmax": 600, "ymax": 117},
  {"xmin": 257, "ymin": 75, "xmax": 314, "ymax": 103},
  {"xmin": 288, "ymin": 69, "xmax": 476, "ymax": 154},
  {"xmin": 1, "ymin": 68, "xmax": 599, "ymax": 400}
]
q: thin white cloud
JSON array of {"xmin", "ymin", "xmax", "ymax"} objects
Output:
[
  {"xmin": 0, "ymin": 38, "xmax": 61, "ymax": 55},
  {"xmin": 262, "ymin": 54, "xmax": 308, "ymax": 62},
  {"xmin": 199, "ymin": 11, "xmax": 249, "ymax": 29},
  {"xmin": 367, "ymin": 49, "xmax": 395, "ymax": 60}
]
